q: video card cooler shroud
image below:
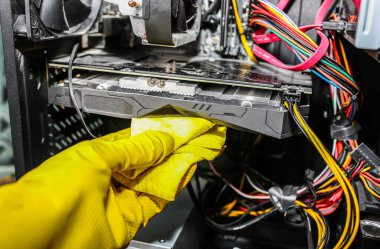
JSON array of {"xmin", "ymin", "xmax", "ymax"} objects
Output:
[{"xmin": 48, "ymin": 52, "xmax": 312, "ymax": 139}]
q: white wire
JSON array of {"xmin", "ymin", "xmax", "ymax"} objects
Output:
[
  {"xmin": 208, "ymin": 161, "xmax": 270, "ymax": 200},
  {"xmin": 246, "ymin": 175, "xmax": 269, "ymax": 194}
]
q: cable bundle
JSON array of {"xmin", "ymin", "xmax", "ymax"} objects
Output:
[
  {"xmin": 285, "ymin": 100, "xmax": 359, "ymax": 249},
  {"xmin": 200, "ymin": 161, "xmax": 277, "ymax": 232},
  {"xmin": 248, "ymin": 0, "xmax": 360, "ymax": 120},
  {"xmin": 216, "ymin": 0, "xmax": 380, "ymax": 248}
]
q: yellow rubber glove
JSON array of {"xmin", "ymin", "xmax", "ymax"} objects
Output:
[{"xmin": 0, "ymin": 117, "xmax": 226, "ymax": 249}]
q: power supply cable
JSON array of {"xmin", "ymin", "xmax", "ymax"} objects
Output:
[
  {"xmin": 285, "ymin": 100, "xmax": 359, "ymax": 249},
  {"xmin": 231, "ymin": 0, "xmax": 257, "ymax": 63}
]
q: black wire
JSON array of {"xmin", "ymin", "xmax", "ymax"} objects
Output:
[
  {"xmin": 261, "ymin": 14, "xmax": 356, "ymax": 87},
  {"xmin": 202, "ymin": 0, "xmax": 222, "ymax": 22},
  {"xmin": 316, "ymin": 62, "xmax": 358, "ymax": 95},
  {"xmin": 251, "ymin": 14, "xmax": 360, "ymax": 98},
  {"xmin": 251, "ymin": 10, "xmax": 358, "ymax": 86},
  {"xmin": 346, "ymin": 161, "xmax": 361, "ymax": 179},
  {"xmin": 200, "ymin": 184, "xmax": 249, "ymax": 228},
  {"xmin": 206, "ymin": 207, "xmax": 277, "ymax": 231},
  {"xmin": 293, "ymin": 102, "xmax": 342, "ymax": 169},
  {"xmin": 324, "ymin": 0, "xmax": 339, "ymax": 21},
  {"xmin": 315, "ymin": 207, "xmax": 330, "ymax": 249},
  {"xmin": 300, "ymin": 210, "xmax": 315, "ymax": 249},
  {"xmin": 306, "ymin": 149, "xmax": 348, "ymax": 192},
  {"xmin": 68, "ymin": 43, "xmax": 97, "ymax": 139},
  {"xmin": 286, "ymin": 99, "xmax": 311, "ymax": 140},
  {"xmin": 213, "ymin": 183, "xmax": 229, "ymax": 212},
  {"xmin": 337, "ymin": 148, "xmax": 348, "ymax": 165},
  {"xmin": 200, "ymin": 183, "xmax": 276, "ymax": 231},
  {"xmin": 193, "ymin": 171, "xmax": 203, "ymax": 198},
  {"xmin": 300, "ymin": 183, "xmax": 318, "ymax": 209}
]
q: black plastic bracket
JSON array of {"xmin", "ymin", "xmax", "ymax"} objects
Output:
[
  {"xmin": 268, "ymin": 185, "xmax": 299, "ymax": 214},
  {"xmin": 330, "ymin": 113, "xmax": 361, "ymax": 140},
  {"xmin": 145, "ymin": 0, "xmax": 173, "ymax": 45}
]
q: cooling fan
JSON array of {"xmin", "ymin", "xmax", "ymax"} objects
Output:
[
  {"xmin": 108, "ymin": 0, "xmax": 202, "ymax": 47},
  {"xmin": 172, "ymin": 0, "xmax": 199, "ymax": 33},
  {"xmin": 25, "ymin": 0, "xmax": 102, "ymax": 41}
]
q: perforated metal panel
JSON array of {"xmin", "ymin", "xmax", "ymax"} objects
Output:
[
  {"xmin": 48, "ymin": 105, "xmax": 107, "ymax": 155},
  {"xmin": 0, "ymin": 30, "xmax": 12, "ymax": 165}
]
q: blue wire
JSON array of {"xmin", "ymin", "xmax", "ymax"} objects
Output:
[
  {"xmin": 349, "ymin": 101, "xmax": 357, "ymax": 122},
  {"xmin": 261, "ymin": 24, "xmax": 348, "ymax": 92},
  {"xmin": 311, "ymin": 69, "xmax": 343, "ymax": 90},
  {"xmin": 261, "ymin": 25, "xmax": 343, "ymax": 90}
]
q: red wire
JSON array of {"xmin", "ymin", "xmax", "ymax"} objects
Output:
[
  {"xmin": 363, "ymin": 175, "xmax": 380, "ymax": 189},
  {"xmin": 353, "ymin": 0, "xmax": 361, "ymax": 10},
  {"xmin": 363, "ymin": 172, "xmax": 380, "ymax": 183}
]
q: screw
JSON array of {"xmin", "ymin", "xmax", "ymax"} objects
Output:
[
  {"xmin": 142, "ymin": 33, "xmax": 148, "ymax": 43},
  {"xmin": 128, "ymin": 0, "xmax": 139, "ymax": 7},
  {"xmin": 157, "ymin": 81, "xmax": 166, "ymax": 88},
  {"xmin": 159, "ymin": 239, "xmax": 166, "ymax": 243},
  {"xmin": 147, "ymin": 79, "xmax": 157, "ymax": 87},
  {"xmin": 241, "ymin": 101, "xmax": 252, "ymax": 108}
]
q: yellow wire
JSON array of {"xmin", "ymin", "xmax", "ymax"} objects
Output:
[
  {"xmin": 220, "ymin": 174, "xmax": 246, "ymax": 216},
  {"xmin": 313, "ymin": 209, "xmax": 327, "ymax": 249},
  {"xmin": 288, "ymin": 101, "xmax": 360, "ymax": 249},
  {"xmin": 262, "ymin": 3, "xmax": 295, "ymax": 27},
  {"xmin": 258, "ymin": 1, "xmax": 317, "ymax": 47},
  {"xmin": 297, "ymin": 201, "xmax": 326, "ymax": 248},
  {"xmin": 295, "ymin": 106, "xmax": 359, "ymax": 249},
  {"xmin": 354, "ymin": 140, "xmax": 359, "ymax": 147},
  {"xmin": 342, "ymin": 154, "xmax": 352, "ymax": 169},
  {"xmin": 319, "ymin": 177, "xmax": 337, "ymax": 189},
  {"xmin": 309, "ymin": 210, "xmax": 323, "ymax": 247},
  {"xmin": 361, "ymin": 167, "xmax": 371, "ymax": 173},
  {"xmin": 292, "ymin": 104, "xmax": 358, "ymax": 249},
  {"xmin": 231, "ymin": 0, "xmax": 257, "ymax": 63},
  {"xmin": 360, "ymin": 176, "xmax": 380, "ymax": 199},
  {"xmin": 338, "ymin": 39, "xmax": 352, "ymax": 75},
  {"xmin": 227, "ymin": 207, "xmax": 273, "ymax": 217},
  {"xmin": 317, "ymin": 185, "xmax": 340, "ymax": 194},
  {"xmin": 220, "ymin": 200, "xmax": 238, "ymax": 216},
  {"xmin": 318, "ymin": 153, "xmax": 350, "ymax": 189}
]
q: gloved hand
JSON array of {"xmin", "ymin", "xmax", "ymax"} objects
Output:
[{"xmin": 0, "ymin": 117, "xmax": 226, "ymax": 249}]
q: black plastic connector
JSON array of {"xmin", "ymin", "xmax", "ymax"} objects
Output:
[
  {"xmin": 350, "ymin": 143, "xmax": 380, "ymax": 169},
  {"xmin": 330, "ymin": 113, "xmax": 361, "ymax": 140},
  {"xmin": 354, "ymin": 182, "xmax": 380, "ymax": 248}
]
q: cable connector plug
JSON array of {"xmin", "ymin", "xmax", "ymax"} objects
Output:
[
  {"xmin": 322, "ymin": 21, "xmax": 357, "ymax": 32},
  {"xmin": 351, "ymin": 143, "xmax": 380, "ymax": 174}
]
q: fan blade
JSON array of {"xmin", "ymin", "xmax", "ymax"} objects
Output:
[
  {"xmin": 63, "ymin": 0, "xmax": 92, "ymax": 27},
  {"xmin": 172, "ymin": 0, "xmax": 180, "ymax": 18},
  {"xmin": 40, "ymin": 0, "xmax": 69, "ymax": 31},
  {"xmin": 172, "ymin": 0, "xmax": 188, "ymax": 32},
  {"xmin": 183, "ymin": 0, "xmax": 198, "ymax": 20}
]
